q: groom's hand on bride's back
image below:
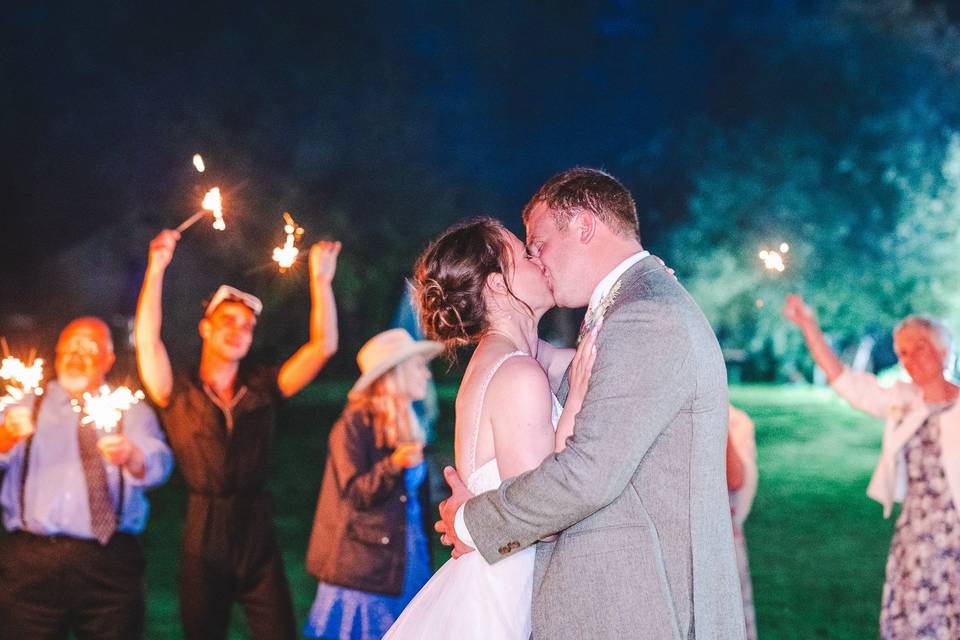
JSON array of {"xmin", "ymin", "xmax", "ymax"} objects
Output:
[{"xmin": 437, "ymin": 466, "xmax": 476, "ymax": 559}]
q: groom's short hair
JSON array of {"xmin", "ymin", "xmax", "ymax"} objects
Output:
[{"xmin": 522, "ymin": 167, "xmax": 640, "ymax": 240}]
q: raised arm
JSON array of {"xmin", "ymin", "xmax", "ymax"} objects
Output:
[
  {"xmin": 135, "ymin": 230, "xmax": 179, "ymax": 407},
  {"xmin": 278, "ymin": 241, "xmax": 341, "ymax": 398},
  {"xmin": 782, "ymin": 294, "xmax": 843, "ymax": 383}
]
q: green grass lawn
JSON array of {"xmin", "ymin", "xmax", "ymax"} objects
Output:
[{"xmin": 21, "ymin": 382, "xmax": 896, "ymax": 638}]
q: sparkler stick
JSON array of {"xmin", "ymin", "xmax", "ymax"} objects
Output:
[
  {"xmin": 176, "ymin": 210, "xmax": 207, "ymax": 232},
  {"xmin": 71, "ymin": 385, "xmax": 146, "ymax": 434},
  {"xmin": 272, "ymin": 212, "xmax": 305, "ymax": 272}
]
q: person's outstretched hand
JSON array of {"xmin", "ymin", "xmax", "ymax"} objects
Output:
[
  {"xmin": 783, "ymin": 294, "xmax": 816, "ymax": 328},
  {"xmin": 436, "ymin": 466, "xmax": 476, "ymax": 559},
  {"xmin": 148, "ymin": 230, "xmax": 180, "ymax": 273},
  {"xmin": 309, "ymin": 241, "xmax": 341, "ymax": 284}
]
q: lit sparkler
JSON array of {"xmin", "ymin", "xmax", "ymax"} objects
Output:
[
  {"xmin": 193, "ymin": 153, "xmax": 206, "ymax": 173},
  {"xmin": 176, "ymin": 187, "xmax": 226, "ymax": 233},
  {"xmin": 0, "ymin": 355, "xmax": 45, "ymax": 413},
  {"xmin": 758, "ymin": 243, "xmax": 790, "ymax": 273},
  {"xmin": 71, "ymin": 385, "xmax": 146, "ymax": 434},
  {"xmin": 272, "ymin": 212, "xmax": 305, "ymax": 272},
  {"xmin": 203, "ymin": 187, "xmax": 226, "ymax": 230}
]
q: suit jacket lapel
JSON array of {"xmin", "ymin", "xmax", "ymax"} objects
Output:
[{"xmin": 557, "ymin": 255, "xmax": 667, "ymax": 406}]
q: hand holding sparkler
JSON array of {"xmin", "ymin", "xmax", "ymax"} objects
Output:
[
  {"xmin": 97, "ymin": 433, "xmax": 144, "ymax": 474},
  {"xmin": 0, "ymin": 407, "xmax": 34, "ymax": 450},
  {"xmin": 147, "ymin": 230, "xmax": 181, "ymax": 274},
  {"xmin": 0, "ymin": 353, "xmax": 44, "ymax": 450},
  {"xmin": 309, "ymin": 240, "xmax": 342, "ymax": 284}
]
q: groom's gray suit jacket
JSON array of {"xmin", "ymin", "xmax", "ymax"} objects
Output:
[{"xmin": 464, "ymin": 256, "xmax": 745, "ymax": 639}]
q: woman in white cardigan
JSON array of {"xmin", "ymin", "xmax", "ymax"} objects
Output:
[{"xmin": 784, "ymin": 294, "xmax": 960, "ymax": 640}]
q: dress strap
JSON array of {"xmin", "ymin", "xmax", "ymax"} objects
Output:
[{"xmin": 467, "ymin": 351, "xmax": 527, "ymax": 479}]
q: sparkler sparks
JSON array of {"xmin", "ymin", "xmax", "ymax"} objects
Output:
[
  {"xmin": 176, "ymin": 186, "xmax": 226, "ymax": 233},
  {"xmin": 0, "ymin": 355, "xmax": 45, "ymax": 412},
  {"xmin": 758, "ymin": 243, "xmax": 790, "ymax": 273},
  {"xmin": 272, "ymin": 212, "xmax": 305, "ymax": 271},
  {"xmin": 71, "ymin": 385, "xmax": 145, "ymax": 434},
  {"xmin": 176, "ymin": 154, "xmax": 226, "ymax": 233},
  {"xmin": 202, "ymin": 187, "xmax": 226, "ymax": 230}
]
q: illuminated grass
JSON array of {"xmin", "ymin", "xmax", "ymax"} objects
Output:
[{"xmin": 1, "ymin": 382, "xmax": 890, "ymax": 638}]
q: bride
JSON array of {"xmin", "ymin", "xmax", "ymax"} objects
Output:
[{"xmin": 384, "ymin": 217, "xmax": 597, "ymax": 638}]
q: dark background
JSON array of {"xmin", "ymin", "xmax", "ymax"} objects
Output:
[{"xmin": 3, "ymin": 0, "xmax": 960, "ymax": 380}]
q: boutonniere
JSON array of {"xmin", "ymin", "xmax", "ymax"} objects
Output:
[{"xmin": 578, "ymin": 280, "xmax": 622, "ymax": 344}]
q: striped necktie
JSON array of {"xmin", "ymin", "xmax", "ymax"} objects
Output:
[{"xmin": 77, "ymin": 421, "xmax": 117, "ymax": 545}]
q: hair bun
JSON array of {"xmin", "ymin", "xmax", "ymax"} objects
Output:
[{"xmin": 413, "ymin": 217, "xmax": 511, "ymax": 355}]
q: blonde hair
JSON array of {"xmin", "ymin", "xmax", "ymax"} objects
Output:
[{"xmin": 349, "ymin": 366, "xmax": 424, "ymax": 449}]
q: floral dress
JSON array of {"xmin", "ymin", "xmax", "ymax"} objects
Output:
[{"xmin": 880, "ymin": 402, "xmax": 960, "ymax": 639}]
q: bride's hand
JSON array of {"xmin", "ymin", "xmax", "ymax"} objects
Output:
[{"xmin": 567, "ymin": 320, "xmax": 600, "ymax": 413}]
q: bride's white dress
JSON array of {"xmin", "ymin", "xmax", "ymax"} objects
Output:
[{"xmin": 383, "ymin": 351, "xmax": 561, "ymax": 639}]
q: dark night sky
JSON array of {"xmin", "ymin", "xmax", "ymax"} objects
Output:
[
  {"xmin": 13, "ymin": 0, "xmax": 952, "ymax": 371},
  {"xmin": 0, "ymin": 1, "xmax": 778, "ymax": 276}
]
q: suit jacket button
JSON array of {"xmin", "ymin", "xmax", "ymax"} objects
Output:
[
  {"xmin": 381, "ymin": 536, "xmax": 390, "ymax": 545},
  {"xmin": 399, "ymin": 495, "xmax": 408, "ymax": 503},
  {"xmin": 498, "ymin": 546, "xmax": 508, "ymax": 555}
]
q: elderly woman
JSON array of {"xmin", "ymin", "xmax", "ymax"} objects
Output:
[
  {"xmin": 784, "ymin": 294, "xmax": 960, "ymax": 639},
  {"xmin": 303, "ymin": 329, "xmax": 442, "ymax": 639}
]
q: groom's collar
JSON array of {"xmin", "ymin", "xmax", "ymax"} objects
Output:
[{"xmin": 587, "ymin": 250, "xmax": 650, "ymax": 312}]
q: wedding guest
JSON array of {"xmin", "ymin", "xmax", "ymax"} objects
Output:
[
  {"xmin": 728, "ymin": 405, "xmax": 758, "ymax": 640},
  {"xmin": 134, "ymin": 229, "xmax": 340, "ymax": 640},
  {"xmin": 0, "ymin": 317, "xmax": 173, "ymax": 640},
  {"xmin": 304, "ymin": 328, "xmax": 441, "ymax": 639},
  {"xmin": 391, "ymin": 285, "xmax": 439, "ymax": 443},
  {"xmin": 785, "ymin": 294, "xmax": 960, "ymax": 639}
]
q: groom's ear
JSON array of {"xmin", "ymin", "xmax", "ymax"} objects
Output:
[{"xmin": 576, "ymin": 210, "xmax": 598, "ymax": 244}]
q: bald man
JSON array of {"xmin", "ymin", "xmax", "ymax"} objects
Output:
[{"xmin": 0, "ymin": 317, "xmax": 173, "ymax": 640}]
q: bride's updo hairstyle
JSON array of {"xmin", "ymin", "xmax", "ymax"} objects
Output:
[{"xmin": 415, "ymin": 217, "xmax": 524, "ymax": 354}]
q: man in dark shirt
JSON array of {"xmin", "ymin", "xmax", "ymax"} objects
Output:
[{"xmin": 134, "ymin": 229, "xmax": 340, "ymax": 640}]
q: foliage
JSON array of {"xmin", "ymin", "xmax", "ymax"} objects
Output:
[{"xmin": 658, "ymin": 4, "xmax": 960, "ymax": 379}]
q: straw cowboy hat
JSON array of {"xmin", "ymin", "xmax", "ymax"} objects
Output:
[{"xmin": 349, "ymin": 329, "xmax": 442, "ymax": 397}]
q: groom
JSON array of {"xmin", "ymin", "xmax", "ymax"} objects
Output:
[{"xmin": 438, "ymin": 168, "xmax": 745, "ymax": 639}]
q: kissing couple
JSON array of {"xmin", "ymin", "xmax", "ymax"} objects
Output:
[{"xmin": 385, "ymin": 168, "xmax": 745, "ymax": 640}]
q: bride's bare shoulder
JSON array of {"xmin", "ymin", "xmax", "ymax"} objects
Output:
[{"xmin": 484, "ymin": 353, "xmax": 550, "ymax": 401}]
